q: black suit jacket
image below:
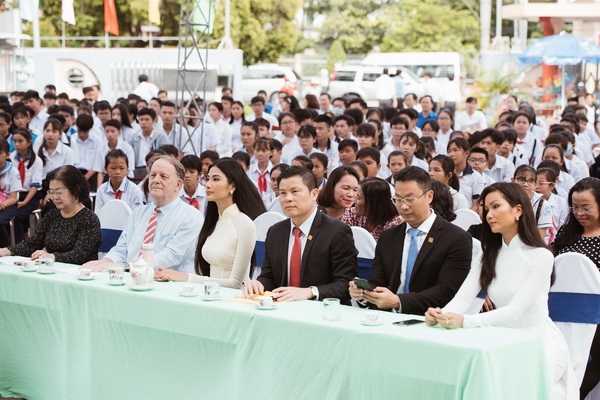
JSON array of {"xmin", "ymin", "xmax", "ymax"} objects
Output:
[
  {"xmin": 258, "ymin": 211, "xmax": 358, "ymax": 302},
  {"xmin": 369, "ymin": 215, "xmax": 472, "ymax": 315}
]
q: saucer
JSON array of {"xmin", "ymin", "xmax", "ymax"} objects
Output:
[
  {"xmin": 20, "ymin": 266, "xmax": 37, "ymax": 272},
  {"xmin": 256, "ymin": 304, "xmax": 276, "ymax": 310},
  {"xmin": 129, "ymin": 284, "xmax": 152, "ymax": 291},
  {"xmin": 76, "ymin": 275, "xmax": 95, "ymax": 281},
  {"xmin": 201, "ymin": 295, "xmax": 222, "ymax": 301},
  {"xmin": 108, "ymin": 281, "xmax": 125, "ymax": 286},
  {"xmin": 37, "ymin": 268, "xmax": 55, "ymax": 275},
  {"xmin": 179, "ymin": 291, "xmax": 199, "ymax": 297},
  {"xmin": 360, "ymin": 319, "xmax": 383, "ymax": 326}
]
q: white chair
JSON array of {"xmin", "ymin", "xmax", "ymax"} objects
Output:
[
  {"xmin": 549, "ymin": 252, "xmax": 600, "ymax": 385},
  {"xmin": 96, "ymin": 200, "xmax": 132, "ymax": 258},
  {"xmin": 252, "ymin": 212, "xmax": 286, "ymax": 279},
  {"xmin": 452, "ymin": 208, "xmax": 481, "ymax": 231},
  {"xmin": 350, "ymin": 226, "xmax": 376, "ymax": 280}
]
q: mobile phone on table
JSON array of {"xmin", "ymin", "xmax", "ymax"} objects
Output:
[
  {"xmin": 353, "ymin": 278, "xmax": 376, "ymax": 291},
  {"xmin": 392, "ymin": 319, "xmax": 424, "ymax": 326}
]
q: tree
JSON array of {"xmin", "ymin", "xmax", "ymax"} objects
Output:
[
  {"xmin": 314, "ymin": 0, "xmax": 394, "ymax": 55},
  {"xmin": 211, "ymin": 0, "xmax": 302, "ymax": 64},
  {"xmin": 326, "ymin": 38, "xmax": 346, "ymax": 73},
  {"xmin": 380, "ymin": 0, "xmax": 479, "ymax": 56}
]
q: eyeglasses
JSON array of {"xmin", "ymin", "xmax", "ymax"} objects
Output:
[
  {"xmin": 391, "ymin": 192, "xmax": 428, "ymax": 206},
  {"xmin": 569, "ymin": 205, "xmax": 597, "ymax": 214},
  {"xmin": 515, "ymin": 177, "xmax": 536, "ymax": 186},
  {"xmin": 468, "ymin": 158, "xmax": 487, "ymax": 164},
  {"xmin": 48, "ymin": 188, "xmax": 68, "ymax": 197}
]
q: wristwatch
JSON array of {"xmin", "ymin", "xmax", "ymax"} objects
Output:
[{"xmin": 309, "ymin": 286, "xmax": 318, "ymax": 300}]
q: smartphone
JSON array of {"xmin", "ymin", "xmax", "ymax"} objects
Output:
[
  {"xmin": 392, "ymin": 319, "xmax": 424, "ymax": 326},
  {"xmin": 353, "ymin": 278, "xmax": 376, "ymax": 291}
]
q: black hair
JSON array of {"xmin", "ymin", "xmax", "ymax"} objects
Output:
[
  {"xmin": 105, "ymin": 149, "xmax": 129, "ymax": 169},
  {"xmin": 359, "ymin": 177, "xmax": 400, "ymax": 231},
  {"xmin": 430, "ymin": 154, "xmax": 460, "ymax": 191},
  {"xmin": 318, "ymin": 166, "xmax": 360, "ymax": 208},
  {"xmin": 47, "ymin": 165, "xmax": 90, "ymax": 203},
  {"xmin": 195, "ymin": 159, "xmax": 266, "ymax": 276},
  {"xmin": 393, "ymin": 166, "xmax": 432, "ymax": 193},
  {"xmin": 231, "ymin": 151, "xmax": 250, "ymax": 168},
  {"xmin": 430, "ymin": 180, "xmax": 456, "ymax": 222},
  {"xmin": 479, "ymin": 183, "xmax": 549, "ymax": 290},
  {"xmin": 277, "ymin": 165, "xmax": 318, "ymax": 191},
  {"xmin": 356, "ymin": 146, "xmax": 381, "ymax": 165},
  {"xmin": 180, "ymin": 154, "xmax": 202, "ymax": 172},
  {"xmin": 11, "ymin": 128, "xmax": 37, "ymax": 169}
]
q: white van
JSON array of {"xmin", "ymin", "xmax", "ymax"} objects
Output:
[{"xmin": 362, "ymin": 52, "xmax": 464, "ymax": 101}]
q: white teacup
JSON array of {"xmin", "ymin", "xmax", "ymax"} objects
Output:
[
  {"xmin": 78, "ymin": 268, "xmax": 92, "ymax": 279},
  {"xmin": 364, "ymin": 311, "xmax": 381, "ymax": 324},
  {"xmin": 108, "ymin": 265, "xmax": 125, "ymax": 284},
  {"xmin": 258, "ymin": 296, "xmax": 273, "ymax": 308},
  {"xmin": 180, "ymin": 284, "xmax": 197, "ymax": 296}
]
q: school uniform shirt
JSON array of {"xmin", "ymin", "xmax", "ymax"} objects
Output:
[
  {"xmin": 95, "ymin": 178, "xmax": 144, "ymax": 214},
  {"xmin": 457, "ymin": 165, "xmax": 484, "ymax": 208},
  {"xmin": 515, "ymin": 133, "xmax": 543, "ymax": 167},
  {"xmin": 531, "ymin": 192, "xmax": 553, "ymax": 230},
  {"xmin": 556, "ymin": 170, "xmax": 575, "ymax": 194},
  {"xmin": 0, "ymin": 161, "xmax": 23, "ymax": 200},
  {"xmin": 454, "ymin": 111, "xmax": 488, "ymax": 133},
  {"xmin": 34, "ymin": 142, "xmax": 76, "ymax": 178},
  {"xmin": 484, "ymin": 154, "xmax": 515, "ymax": 183},
  {"xmin": 179, "ymin": 184, "xmax": 207, "ymax": 214},
  {"xmin": 480, "ymin": 172, "xmax": 495, "ymax": 189},
  {"xmin": 314, "ymin": 139, "xmax": 340, "ymax": 170},
  {"xmin": 574, "ymin": 133, "xmax": 594, "ymax": 164},
  {"xmin": 71, "ymin": 134, "xmax": 105, "ymax": 173},
  {"xmin": 246, "ymin": 113, "xmax": 279, "ymax": 133},
  {"xmin": 10, "ymin": 151, "xmax": 43, "ymax": 191},
  {"xmin": 437, "ymin": 129, "xmax": 453, "ymax": 155},
  {"xmin": 564, "ymin": 156, "xmax": 588, "ymax": 183},
  {"xmin": 449, "ymin": 187, "xmax": 469, "ymax": 211},
  {"xmin": 29, "ymin": 111, "xmax": 49, "ymax": 136},
  {"xmin": 545, "ymin": 192, "xmax": 569, "ymax": 230},
  {"xmin": 410, "ymin": 156, "xmax": 429, "ymax": 172},
  {"xmin": 247, "ymin": 161, "xmax": 273, "ymax": 196}
]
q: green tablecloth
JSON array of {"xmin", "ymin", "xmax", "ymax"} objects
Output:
[{"xmin": 0, "ymin": 260, "xmax": 550, "ymax": 400}]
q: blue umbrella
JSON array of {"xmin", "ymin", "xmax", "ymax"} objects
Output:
[
  {"xmin": 518, "ymin": 32, "xmax": 600, "ymax": 65},
  {"xmin": 518, "ymin": 32, "xmax": 600, "ymax": 108}
]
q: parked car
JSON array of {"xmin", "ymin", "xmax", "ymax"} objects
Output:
[
  {"xmin": 327, "ymin": 65, "xmax": 425, "ymax": 106},
  {"xmin": 241, "ymin": 64, "xmax": 302, "ymax": 103}
]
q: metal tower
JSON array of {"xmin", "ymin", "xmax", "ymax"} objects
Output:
[{"xmin": 175, "ymin": 0, "xmax": 212, "ymax": 154}]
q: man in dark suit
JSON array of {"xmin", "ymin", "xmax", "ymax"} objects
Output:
[
  {"xmin": 350, "ymin": 166, "xmax": 471, "ymax": 314},
  {"xmin": 245, "ymin": 166, "xmax": 358, "ymax": 302}
]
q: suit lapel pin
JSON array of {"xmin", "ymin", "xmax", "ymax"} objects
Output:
[
  {"xmin": 308, "ymin": 235, "xmax": 313, "ymax": 241},
  {"xmin": 427, "ymin": 237, "xmax": 434, "ymax": 243}
]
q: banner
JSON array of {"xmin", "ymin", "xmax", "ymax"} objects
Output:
[
  {"xmin": 104, "ymin": 0, "xmax": 119, "ymax": 36},
  {"xmin": 62, "ymin": 0, "xmax": 76, "ymax": 25},
  {"xmin": 149, "ymin": 0, "xmax": 160, "ymax": 25},
  {"xmin": 20, "ymin": 0, "xmax": 39, "ymax": 22}
]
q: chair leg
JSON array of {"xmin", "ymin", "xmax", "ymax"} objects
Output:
[
  {"xmin": 8, "ymin": 218, "xmax": 15, "ymax": 247},
  {"xmin": 29, "ymin": 209, "xmax": 42, "ymax": 235}
]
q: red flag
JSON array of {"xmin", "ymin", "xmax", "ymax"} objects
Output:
[{"xmin": 104, "ymin": 0, "xmax": 119, "ymax": 36}]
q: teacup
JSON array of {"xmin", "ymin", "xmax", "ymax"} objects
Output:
[
  {"xmin": 40, "ymin": 256, "xmax": 55, "ymax": 267},
  {"xmin": 204, "ymin": 281, "xmax": 220, "ymax": 298},
  {"xmin": 258, "ymin": 296, "xmax": 273, "ymax": 308},
  {"xmin": 364, "ymin": 311, "xmax": 381, "ymax": 324},
  {"xmin": 180, "ymin": 284, "xmax": 197, "ymax": 296},
  {"xmin": 78, "ymin": 268, "xmax": 92, "ymax": 279},
  {"xmin": 108, "ymin": 265, "xmax": 124, "ymax": 285}
]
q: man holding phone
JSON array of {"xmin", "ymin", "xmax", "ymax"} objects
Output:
[
  {"xmin": 349, "ymin": 167, "xmax": 472, "ymax": 314},
  {"xmin": 245, "ymin": 166, "xmax": 358, "ymax": 302}
]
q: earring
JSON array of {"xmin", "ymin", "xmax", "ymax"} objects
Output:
[
  {"xmin": 515, "ymin": 215, "xmax": 520, "ymax": 221},
  {"xmin": 229, "ymin": 190, "xmax": 234, "ymax": 195}
]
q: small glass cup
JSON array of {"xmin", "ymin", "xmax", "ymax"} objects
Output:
[
  {"xmin": 39, "ymin": 255, "xmax": 55, "ymax": 272},
  {"xmin": 204, "ymin": 280, "xmax": 220, "ymax": 299},
  {"xmin": 322, "ymin": 298, "xmax": 341, "ymax": 321},
  {"xmin": 108, "ymin": 264, "xmax": 125, "ymax": 285}
]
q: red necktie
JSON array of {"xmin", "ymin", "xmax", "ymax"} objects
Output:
[
  {"xmin": 517, "ymin": 140, "xmax": 524, "ymax": 145},
  {"xmin": 258, "ymin": 171, "xmax": 268, "ymax": 195},
  {"xmin": 289, "ymin": 227, "xmax": 302, "ymax": 287},
  {"xmin": 114, "ymin": 190, "xmax": 122, "ymax": 200},
  {"xmin": 187, "ymin": 197, "xmax": 200, "ymax": 210},
  {"xmin": 138, "ymin": 207, "xmax": 159, "ymax": 257},
  {"xmin": 18, "ymin": 158, "xmax": 27, "ymax": 186}
]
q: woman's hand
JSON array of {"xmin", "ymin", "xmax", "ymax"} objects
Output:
[
  {"xmin": 434, "ymin": 311, "xmax": 464, "ymax": 330},
  {"xmin": 31, "ymin": 250, "xmax": 53, "ymax": 260},
  {"xmin": 0, "ymin": 248, "xmax": 11, "ymax": 257},
  {"xmin": 154, "ymin": 266, "xmax": 188, "ymax": 282}
]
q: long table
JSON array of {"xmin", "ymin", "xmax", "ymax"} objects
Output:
[{"xmin": 0, "ymin": 260, "xmax": 550, "ymax": 399}]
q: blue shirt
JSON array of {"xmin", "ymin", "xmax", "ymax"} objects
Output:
[
  {"xmin": 105, "ymin": 197, "xmax": 204, "ymax": 272},
  {"xmin": 417, "ymin": 111, "xmax": 438, "ymax": 129}
]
